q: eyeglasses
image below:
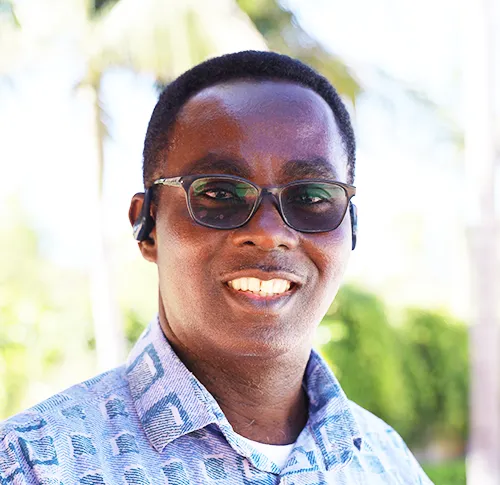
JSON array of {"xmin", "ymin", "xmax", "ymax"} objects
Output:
[{"xmin": 152, "ymin": 174, "xmax": 356, "ymax": 233}]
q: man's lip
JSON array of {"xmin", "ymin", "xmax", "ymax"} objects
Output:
[{"xmin": 221, "ymin": 269, "xmax": 305, "ymax": 287}]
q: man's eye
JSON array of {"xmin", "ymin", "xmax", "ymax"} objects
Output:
[
  {"xmin": 203, "ymin": 189, "xmax": 235, "ymax": 199},
  {"xmin": 298, "ymin": 194, "xmax": 325, "ymax": 204},
  {"xmin": 291, "ymin": 191, "xmax": 329, "ymax": 205}
]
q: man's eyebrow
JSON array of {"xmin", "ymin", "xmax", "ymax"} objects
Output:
[
  {"xmin": 183, "ymin": 154, "xmax": 251, "ymax": 177},
  {"xmin": 282, "ymin": 158, "xmax": 338, "ymax": 179}
]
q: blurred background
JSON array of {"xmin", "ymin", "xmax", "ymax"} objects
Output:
[{"xmin": 1, "ymin": 0, "xmax": 498, "ymax": 484}]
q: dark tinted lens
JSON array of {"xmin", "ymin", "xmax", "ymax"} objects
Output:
[
  {"xmin": 188, "ymin": 177, "xmax": 259, "ymax": 228},
  {"xmin": 281, "ymin": 182, "xmax": 348, "ymax": 232}
]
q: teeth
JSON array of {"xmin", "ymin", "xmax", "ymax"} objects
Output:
[
  {"xmin": 274, "ymin": 279, "xmax": 285, "ymax": 293},
  {"xmin": 227, "ymin": 277, "xmax": 292, "ymax": 295},
  {"xmin": 249, "ymin": 278, "xmax": 260, "ymax": 292},
  {"xmin": 260, "ymin": 280, "xmax": 274, "ymax": 293}
]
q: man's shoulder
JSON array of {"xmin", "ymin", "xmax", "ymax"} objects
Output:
[
  {"xmin": 349, "ymin": 400, "xmax": 413, "ymax": 453},
  {"xmin": 348, "ymin": 401, "xmax": 433, "ymax": 483},
  {"xmin": 0, "ymin": 365, "xmax": 129, "ymax": 441},
  {"xmin": 0, "ymin": 366, "xmax": 136, "ymax": 484},
  {"xmin": 349, "ymin": 400, "xmax": 398, "ymax": 436}
]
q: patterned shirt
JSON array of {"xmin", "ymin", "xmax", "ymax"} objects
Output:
[{"xmin": 0, "ymin": 316, "xmax": 433, "ymax": 484}]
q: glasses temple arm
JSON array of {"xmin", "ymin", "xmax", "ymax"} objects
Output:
[{"xmin": 153, "ymin": 177, "xmax": 183, "ymax": 187}]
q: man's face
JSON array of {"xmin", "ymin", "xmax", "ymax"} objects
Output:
[{"xmin": 134, "ymin": 80, "xmax": 352, "ymax": 359}]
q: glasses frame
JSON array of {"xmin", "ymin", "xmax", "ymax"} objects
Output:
[{"xmin": 152, "ymin": 174, "xmax": 356, "ymax": 233}]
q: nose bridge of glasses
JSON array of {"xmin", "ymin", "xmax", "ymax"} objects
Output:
[
  {"xmin": 257, "ymin": 187, "xmax": 282, "ymax": 212},
  {"xmin": 245, "ymin": 188, "xmax": 288, "ymax": 231}
]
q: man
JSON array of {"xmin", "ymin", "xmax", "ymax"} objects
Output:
[{"xmin": 1, "ymin": 51, "xmax": 433, "ymax": 484}]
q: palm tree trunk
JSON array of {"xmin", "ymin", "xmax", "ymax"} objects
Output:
[
  {"xmin": 464, "ymin": 0, "xmax": 500, "ymax": 482},
  {"xmin": 84, "ymin": 77, "xmax": 126, "ymax": 371}
]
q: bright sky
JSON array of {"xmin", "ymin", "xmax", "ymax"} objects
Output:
[{"xmin": 0, "ymin": 0, "xmax": 475, "ymax": 317}]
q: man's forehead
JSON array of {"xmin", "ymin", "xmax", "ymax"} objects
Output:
[
  {"xmin": 172, "ymin": 79, "xmax": 343, "ymax": 149},
  {"xmin": 179, "ymin": 79, "xmax": 335, "ymax": 122},
  {"xmin": 164, "ymin": 79, "xmax": 347, "ymax": 181}
]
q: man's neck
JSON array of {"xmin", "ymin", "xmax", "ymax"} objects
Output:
[{"xmin": 159, "ymin": 317, "xmax": 311, "ymax": 445}]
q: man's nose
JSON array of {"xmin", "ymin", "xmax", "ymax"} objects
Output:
[{"xmin": 230, "ymin": 197, "xmax": 300, "ymax": 251}]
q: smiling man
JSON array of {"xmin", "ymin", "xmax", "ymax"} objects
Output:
[{"xmin": 1, "ymin": 51, "xmax": 433, "ymax": 484}]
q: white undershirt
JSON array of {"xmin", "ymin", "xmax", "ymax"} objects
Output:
[{"xmin": 237, "ymin": 434, "xmax": 295, "ymax": 470}]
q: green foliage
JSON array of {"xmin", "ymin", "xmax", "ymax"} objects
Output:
[
  {"xmin": 320, "ymin": 286, "xmax": 416, "ymax": 439},
  {"xmin": 423, "ymin": 460, "xmax": 466, "ymax": 485},
  {"xmin": 0, "ymin": 200, "xmax": 94, "ymax": 419},
  {"xmin": 236, "ymin": 0, "xmax": 361, "ymax": 103},
  {"xmin": 320, "ymin": 285, "xmax": 469, "ymax": 449},
  {"xmin": 400, "ymin": 309, "xmax": 469, "ymax": 445},
  {"xmin": 124, "ymin": 309, "xmax": 147, "ymax": 350}
]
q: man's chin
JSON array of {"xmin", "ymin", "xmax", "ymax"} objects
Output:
[{"xmin": 202, "ymin": 320, "xmax": 311, "ymax": 360}]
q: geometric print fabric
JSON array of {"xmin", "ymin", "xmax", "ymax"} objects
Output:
[{"xmin": 1, "ymin": 315, "xmax": 434, "ymax": 484}]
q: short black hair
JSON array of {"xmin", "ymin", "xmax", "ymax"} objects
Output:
[{"xmin": 143, "ymin": 50, "xmax": 356, "ymax": 187}]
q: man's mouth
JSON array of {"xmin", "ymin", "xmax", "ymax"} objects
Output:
[
  {"xmin": 226, "ymin": 277, "xmax": 294, "ymax": 297},
  {"xmin": 221, "ymin": 267, "xmax": 304, "ymax": 310}
]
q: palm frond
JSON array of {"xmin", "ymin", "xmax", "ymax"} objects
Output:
[
  {"xmin": 89, "ymin": 0, "xmax": 267, "ymax": 82},
  {"xmin": 237, "ymin": 0, "xmax": 361, "ymax": 104}
]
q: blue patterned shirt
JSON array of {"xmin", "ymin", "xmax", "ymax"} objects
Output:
[{"xmin": 1, "ymin": 316, "xmax": 433, "ymax": 484}]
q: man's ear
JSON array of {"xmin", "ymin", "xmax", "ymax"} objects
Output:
[{"xmin": 129, "ymin": 192, "xmax": 157, "ymax": 263}]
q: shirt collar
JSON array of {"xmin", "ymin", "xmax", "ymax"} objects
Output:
[
  {"xmin": 126, "ymin": 315, "xmax": 363, "ymax": 471},
  {"xmin": 125, "ymin": 315, "xmax": 217, "ymax": 453}
]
